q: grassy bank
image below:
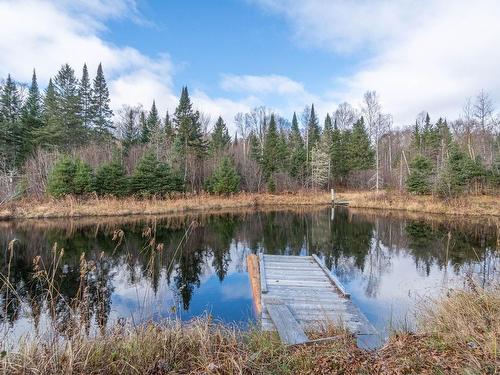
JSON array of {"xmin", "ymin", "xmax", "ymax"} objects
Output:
[
  {"xmin": 0, "ymin": 191, "xmax": 499, "ymax": 220},
  {"xmin": 2, "ymin": 285, "xmax": 499, "ymax": 374}
]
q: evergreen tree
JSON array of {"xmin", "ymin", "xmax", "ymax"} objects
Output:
[
  {"xmin": 19, "ymin": 70, "xmax": 43, "ymax": 163},
  {"xmin": 262, "ymin": 114, "xmax": 279, "ymax": 188},
  {"xmin": 139, "ymin": 111, "xmax": 149, "ymax": 144},
  {"xmin": 73, "ymin": 159, "xmax": 93, "ymax": 194},
  {"xmin": 130, "ymin": 152, "xmax": 183, "ymax": 197},
  {"xmin": 36, "ymin": 78, "xmax": 63, "ymax": 147},
  {"xmin": 306, "ymin": 104, "xmax": 321, "ymax": 158},
  {"xmin": 205, "ymin": 156, "xmax": 240, "ymax": 194},
  {"xmin": 173, "ymin": 87, "xmax": 205, "ymax": 181},
  {"xmin": 95, "ymin": 159, "xmax": 129, "ymax": 196},
  {"xmin": 406, "ymin": 155, "xmax": 433, "ymax": 194},
  {"xmin": 288, "ymin": 112, "xmax": 306, "ymax": 180},
  {"xmin": 90, "ymin": 63, "xmax": 114, "ymax": 136},
  {"xmin": 147, "ymin": 100, "xmax": 161, "ymax": 133},
  {"xmin": 331, "ymin": 120, "xmax": 349, "ymax": 181},
  {"xmin": 79, "ymin": 63, "xmax": 93, "ymax": 129},
  {"xmin": 53, "ymin": 63, "xmax": 85, "ymax": 147},
  {"xmin": 122, "ymin": 108, "xmax": 139, "ymax": 155},
  {"xmin": 47, "ymin": 156, "xmax": 77, "ymax": 197},
  {"xmin": 438, "ymin": 143, "xmax": 485, "ymax": 197},
  {"xmin": 248, "ymin": 130, "xmax": 262, "ymax": 163},
  {"xmin": 209, "ymin": 116, "xmax": 231, "ymax": 156},
  {"xmin": 347, "ymin": 117, "xmax": 374, "ymax": 171},
  {"xmin": 0, "ymin": 74, "xmax": 22, "ymax": 168}
]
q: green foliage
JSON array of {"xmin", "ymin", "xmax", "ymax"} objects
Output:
[
  {"xmin": 79, "ymin": 64, "xmax": 93, "ymax": 128},
  {"xmin": 91, "ymin": 63, "xmax": 114, "ymax": 136},
  {"xmin": 130, "ymin": 153, "xmax": 183, "ymax": 197},
  {"xmin": 209, "ymin": 116, "xmax": 231, "ymax": 156},
  {"xmin": 331, "ymin": 121, "xmax": 349, "ymax": 180},
  {"xmin": 95, "ymin": 159, "xmax": 129, "ymax": 197},
  {"xmin": 73, "ymin": 159, "xmax": 93, "ymax": 194},
  {"xmin": 406, "ymin": 155, "xmax": 433, "ymax": 194},
  {"xmin": 288, "ymin": 112, "xmax": 306, "ymax": 179},
  {"xmin": 262, "ymin": 114, "xmax": 279, "ymax": 180},
  {"xmin": 205, "ymin": 156, "xmax": 240, "ymax": 195},
  {"xmin": 47, "ymin": 156, "xmax": 92, "ymax": 197},
  {"xmin": 347, "ymin": 117, "xmax": 374, "ymax": 171},
  {"xmin": 306, "ymin": 104, "xmax": 321, "ymax": 156},
  {"xmin": 438, "ymin": 144, "xmax": 485, "ymax": 197}
]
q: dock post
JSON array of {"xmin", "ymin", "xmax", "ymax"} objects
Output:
[{"xmin": 331, "ymin": 188, "xmax": 335, "ymax": 204}]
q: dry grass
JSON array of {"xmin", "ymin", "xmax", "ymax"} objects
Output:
[
  {"xmin": 1, "ymin": 190, "xmax": 499, "ymax": 220},
  {"xmin": 338, "ymin": 190, "xmax": 500, "ymax": 217},
  {"xmin": 2, "ymin": 286, "xmax": 499, "ymax": 374},
  {"xmin": 0, "ymin": 192, "xmax": 332, "ymax": 220}
]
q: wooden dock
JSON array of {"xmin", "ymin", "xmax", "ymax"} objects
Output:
[{"xmin": 247, "ymin": 254, "xmax": 375, "ymax": 345}]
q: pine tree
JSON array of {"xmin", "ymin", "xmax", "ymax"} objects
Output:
[
  {"xmin": 90, "ymin": 63, "xmax": 114, "ymax": 137},
  {"xmin": 209, "ymin": 116, "xmax": 231, "ymax": 156},
  {"xmin": 73, "ymin": 159, "xmax": 93, "ymax": 194},
  {"xmin": 248, "ymin": 130, "xmax": 262, "ymax": 163},
  {"xmin": 306, "ymin": 104, "xmax": 321, "ymax": 158},
  {"xmin": 147, "ymin": 100, "xmax": 163, "ymax": 154},
  {"xmin": 262, "ymin": 114, "xmax": 279, "ymax": 187},
  {"xmin": 331, "ymin": 120, "xmax": 349, "ymax": 181},
  {"xmin": 288, "ymin": 112, "xmax": 306, "ymax": 180},
  {"xmin": 47, "ymin": 156, "xmax": 77, "ymax": 197},
  {"xmin": 164, "ymin": 111, "xmax": 174, "ymax": 143},
  {"xmin": 36, "ymin": 78, "xmax": 63, "ymax": 147},
  {"xmin": 20, "ymin": 70, "xmax": 43, "ymax": 162},
  {"xmin": 406, "ymin": 155, "xmax": 433, "ymax": 194},
  {"xmin": 139, "ymin": 111, "xmax": 149, "ymax": 143},
  {"xmin": 95, "ymin": 159, "xmax": 129, "ymax": 196},
  {"xmin": 205, "ymin": 156, "xmax": 240, "ymax": 195},
  {"xmin": 122, "ymin": 108, "xmax": 139, "ymax": 155},
  {"xmin": 130, "ymin": 152, "xmax": 183, "ymax": 197},
  {"xmin": 79, "ymin": 63, "xmax": 93, "ymax": 129},
  {"xmin": 53, "ymin": 64, "xmax": 85, "ymax": 147},
  {"xmin": 347, "ymin": 117, "xmax": 374, "ymax": 171},
  {"xmin": 0, "ymin": 74, "xmax": 22, "ymax": 168},
  {"xmin": 173, "ymin": 87, "xmax": 205, "ymax": 181}
]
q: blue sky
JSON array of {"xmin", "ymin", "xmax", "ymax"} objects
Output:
[{"xmin": 1, "ymin": 0, "xmax": 499, "ymax": 128}]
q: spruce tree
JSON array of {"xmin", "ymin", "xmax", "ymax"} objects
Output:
[
  {"xmin": 248, "ymin": 130, "xmax": 262, "ymax": 163},
  {"xmin": 406, "ymin": 155, "xmax": 433, "ymax": 194},
  {"xmin": 173, "ymin": 87, "xmax": 205, "ymax": 180},
  {"xmin": 164, "ymin": 111, "xmax": 174, "ymax": 143},
  {"xmin": 73, "ymin": 159, "xmax": 93, "ymax": 194},
  {"xmin": 20, "ymin": 70, "xmax": 43, "ymax": 163},
  {"xmin": 205, "ymin": 156, "xmax": 240, "ymax": 194},
  {"xmin": 331, "ymin": 120, "xmax": 349, "ymax": 181},
  {"xmin": 0, "ymin": 74, "xmax": 22, "ymax": 168},
  {"xmin": 95, "ymin": 159, "xmax": 129, "ymax": 196},
  {"xmin": 36, "ymin": 78, "xmax": 63, "ymax": 147},
  {"xmin": 79, "ymin": 63, "xmax": 93, "ymax": 129},
  {"xmin": 306, "ymin": 104, "xmax": 321, "ymax": 158},
  {"xmin": 347, "ymin": 117, "xmax": 374, "ymax": 171},
  {"xmin": 53, "ymin": 64, "xmax": 85, "ymax": 147},
  {"xmin": 90, "ymin": 63, "xmax": 114, "ymax": 137},
  {"xmin": 139, "ymin": 111, "xmax": 149, "ymax": 143},
  {"xmin": 130, "ymin": 152, "xmax": 183, "ymax": 197},
  {"xmin": 262, "ymin": 114, "xmax": 279, "ymax": 187},
  {"xmin": 122, "ymin": 108, "xmax": 139, "ymax": 155},
  {"xmin": 47, "ymin": 156, "xmax": 77, "ymax": 197},
  {"xmin": 288, "ymin": 112, "xmax": 306, "ymax": 180},
  {"xmin": 209, "ymin": 116, "xmax": 231, "ymax": 156}
]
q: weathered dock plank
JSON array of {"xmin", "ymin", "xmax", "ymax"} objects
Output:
[
  {"xmin": 256, "ymin": 254, "xmax": 376, "ymax": 342},
  {"xmin": 265, "ymin": 299, "xmax": 309, "ymax": 345}
]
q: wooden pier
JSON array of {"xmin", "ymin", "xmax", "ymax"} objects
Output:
[{"xmin": 247, "ymin": 254, "xmax": 375, "ymax": 345}]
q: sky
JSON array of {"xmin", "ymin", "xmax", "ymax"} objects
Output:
[{"xmin": 1, "ymin": 0, "xmax": 500, "ymax": 130}]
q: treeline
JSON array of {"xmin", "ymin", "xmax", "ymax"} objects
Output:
[{"xmin": 0, "ymin": 63, "xmax": 499, "ymax": 201}]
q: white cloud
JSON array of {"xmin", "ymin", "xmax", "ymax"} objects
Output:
[
  {"xmin": 255, "ymin": 0, "xmax": 500, "ymax": 125},
  {"xmin": 0, "ymin": 0, "xmax": 252, "ymax": 126}
]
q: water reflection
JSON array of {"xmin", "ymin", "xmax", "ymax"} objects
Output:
[{"xmin": 1, "ymin": 207, "xmax": 498, "ymax": 344}]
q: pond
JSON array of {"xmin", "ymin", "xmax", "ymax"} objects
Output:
[{"xmin": 1, "ymin": 207, "xmax": 498, "ymax": 348}]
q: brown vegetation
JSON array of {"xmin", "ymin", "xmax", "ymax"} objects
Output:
[
  {"xmin": 2, "ymin": 285, "xmax": 498, "ymax": 374},
  {"xmin": 1, "ymin": 190, "xmax": 499, "ymax": 220}
]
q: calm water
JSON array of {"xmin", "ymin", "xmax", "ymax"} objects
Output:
[{"xmin": 1, "ymin": 207, "xmax": 498, "ymax": 347}]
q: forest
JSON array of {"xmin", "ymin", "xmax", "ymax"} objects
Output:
[{"xmin": 0, "ymin": 63, "xmax": 499, "ymax": 202}]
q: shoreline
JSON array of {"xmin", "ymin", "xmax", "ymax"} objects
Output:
[{"xmin": 0, "ymin": 191, "xmax": 499, "ymax": 220}]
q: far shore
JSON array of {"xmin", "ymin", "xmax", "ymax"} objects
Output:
[{"xmin": 0, "ymin": 191, "xmax": 499, "ymax": 220}]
